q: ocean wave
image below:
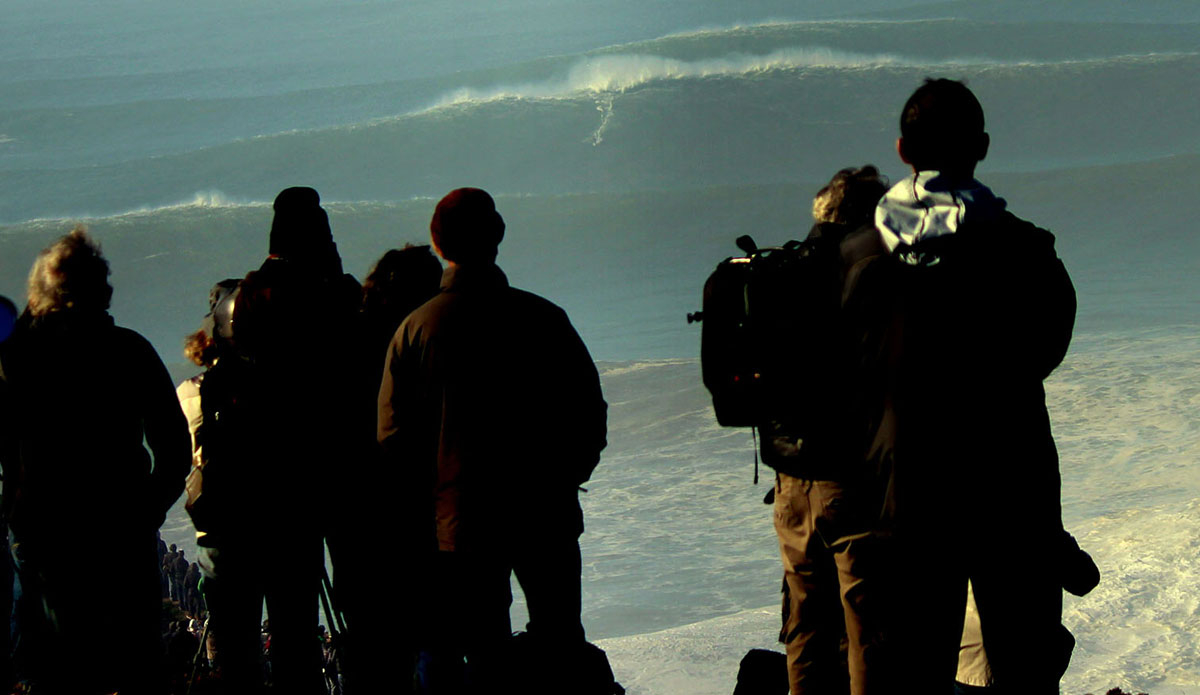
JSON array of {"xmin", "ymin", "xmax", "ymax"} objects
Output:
[
  {"xmin": 97, "ymin": 190, "xmax": 263, "ymax": 220},
  {"xmin": 176, "ymin": 190, "xmax": 245, "ymax": 210},
  {"xmin": 0, "ymin": 192, "xmax": 448, "ymax": 228},
  {"xmin": 655, "ymin": 17, "xmax": 950, "ymax": 40},
  {"xmin": 0, "ymin": 190, "xmax": 266, "ymax": 227},
  {"xmin": 406, "ymin": 48, "xmax": 1194, "ymax": 121},
  {"xmin": 599, "ymin": 359, "xmax": 698, "ymax": 377},
  {"xmin": 430, "ymin": 47, "xmax": 945, "ymax": 108}
]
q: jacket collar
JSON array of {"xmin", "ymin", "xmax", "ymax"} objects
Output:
[
  {"xmin": 27, "ymin": 309, "xmax": 114, "ymax": 337},
  {"xmin": 440, "ymin": 263, "xmax": 509, "ymax": 292}
]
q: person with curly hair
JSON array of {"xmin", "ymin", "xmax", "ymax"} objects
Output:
[{"xmin": 0, "ymin": 227, "xmax": 191, "ymax": 694}]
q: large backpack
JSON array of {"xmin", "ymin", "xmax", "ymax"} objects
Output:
[
  {"xmin": 188, "ymin": 355, "xmax": 260, "ymax": 538},
  {"xmin": 691, "ymin": 234, "xmax": 842, "ymax": 432}
]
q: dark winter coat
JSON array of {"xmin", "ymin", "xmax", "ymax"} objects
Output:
[
  {"xmin": 196, "ymin": 255, "xmax": 363, "ymax": 538},
  {"xmin": 844, "ymin": 200, "xmax": 1075, "ymax": 537},
  {"xmin": 377, "ymin": 263, "xmax": 608, "ymax": 552},
  {"xmin": 0, "ymin": 311, "xmax": 191, "ymax": 551}
]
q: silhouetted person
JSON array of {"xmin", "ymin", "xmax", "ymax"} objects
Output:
[
  {"xmin": 0, "ymin": 294, "xmax": 17, "ymax": 691},
  {"xmin": 378, "ymin": 188, "xmax": 607, "ymax": 692},
  {"xmin": 0, "ymin": 295, "xmax": 16, "ymax": 345},
  {"xmin": 362, "ymin": 245, "xmax": 444, "ymax": 369},
  {"xmin": 171, "ymin": 548, "xmax": 189, "ymax": 603},
  {"xmin": 184, "ymin": 562, "xmax": 203, "ymax": 617},
  {"xmin": 197, "ymin": 187, "xmax": 361, "ymax": 695},
  {"xmin": 176, "ymin": 278, "xmax": 239, "ymax": 687},
  {"xmin": 764, "ymin": 165, "xmax": 889, "ymax": 695},
  {"xmin": 157, "ymin": 535, "xmax": 170, "ymax": 598},
  {"xmin": 0, "ymin": 227, "xmax": 191, "ymax": 694},
  {"xmin": 164, "ymin": 543, "xmax": 179, "ymax": 590},
  {"xmin": 326, "ymin": 244, "xmax": 442, "ymax": 692},
  {"xmin": 844, "ymin": 79, "xmax": 1076, "ymax": 692}
]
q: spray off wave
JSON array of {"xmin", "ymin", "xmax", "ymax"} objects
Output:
[
  {"xmin": 435, "ymin": 47, "xmax": 948, "ymax": 108},
  {"xmin": 413, "ymin": 48, "xmax": 1195, "ymax": 129}
]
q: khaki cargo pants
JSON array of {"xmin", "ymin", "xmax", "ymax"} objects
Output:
[{"xmin": 774, "ymin": 472, "xmax": 882, "ymax": 695}]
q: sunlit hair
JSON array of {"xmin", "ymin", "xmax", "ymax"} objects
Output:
[
  {"xmin": 183, "ymin": 328, "xmax": 219, "ymax": 368},
  {"xmin": 26, "ymin": 226, "xmax": 113, "ymax": 317},
  {"xmin": 812, "ymin": 165, "xmax": 889, "ymax": 226}
]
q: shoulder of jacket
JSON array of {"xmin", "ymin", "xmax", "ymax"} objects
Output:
[
  {"xmin": 994, "ymin": 211, "xmax": 1058, "ymax": 251},
  {"xmin": 840, "ymin": 224, "xmax": 886, "ymax": 264},
  {"xmin": 501, "ymin": 286, "xmax": 563, "ymax": 314},
  {"xmin": 112, "ymin": 325, "xmax": 157, "ymax": 352}
]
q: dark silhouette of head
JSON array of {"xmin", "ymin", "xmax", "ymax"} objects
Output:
[
  {"xmin": 362, "ymin": 245, "xmax": 443, "ymax": 321},
  {"xmin": 812, "ymin": 165, "xmax": 889, "ymax": 226},
  {"xmin": 169, "ymin": 544, "xmax": 177, "ymax": 553},
  {"xmin": 27, "ymin": 226, "xmax": 112, "ymax": 318},
  {"xmin": 430, "ymin": 188, "xmax": 505, "ymax": 265},
  {"xmin": 897, "ymin": 78, "xmax": 989, "ymax": 178},
  {"xmin": 269, "ymin": 187, "xmax": 337, "ymax": 266}
]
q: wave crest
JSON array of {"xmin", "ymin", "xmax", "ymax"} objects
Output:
[
  {"xmin": 184, "ymin": 190, "xmax": 241, "ymax": 208},
  {"xmin": 432, "ymin": 47, "xmax": 911, "ymax": 109}
]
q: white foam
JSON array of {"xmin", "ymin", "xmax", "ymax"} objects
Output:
[
  {"xmin": 590, "ymin": 330, "xmax": 1200, "ymax": 694},
  {"xmin": 596, "ymin": 607, "xmax": 780, "ymax": 695},
  {"xmin": 420, "ymin": 48, "xmax": 1196, "ymax": 114},
  {"xmin": 428, "ymin": 47, "xmax": 920, "ymax": 110}
]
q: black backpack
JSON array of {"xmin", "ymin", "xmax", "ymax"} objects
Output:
[
  {"xmin": 732, "ymin": 649, "xmax": 789, "ymax": 695},
  {"xmin": 690, "ymin": 234, "xmax": 842, "ymax": 431},
  {"xmin": 463, "ymin": 632, "xmax": 625, "ymax": 694}
]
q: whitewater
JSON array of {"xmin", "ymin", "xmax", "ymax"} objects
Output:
[{"xmin": 3, "ymin": 1, "xmax": 1200, "ymax": 693}]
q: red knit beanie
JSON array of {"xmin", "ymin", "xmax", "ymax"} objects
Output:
[{"xmin": 430, "ymin": 188, "xmax": 505, "ymax": 264}]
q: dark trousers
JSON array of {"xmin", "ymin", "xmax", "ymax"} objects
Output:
[
  {"xmin": 12, "ymin": 529, "xmax": 164, "ymax": 695},
  {"xmin": 882, "ymin": 473, "xmax": 1064, "ymax": 695},
  {"xmin": 418, "ymin": 534, "xmax": 585, "ymax": 694},
  {"xmin": 327, "ymin": 512, "xmax": 419, "ymax": 694},
  {"xmin": 199, "ymin": 534, "xmax": 325, "ymax": 695}
]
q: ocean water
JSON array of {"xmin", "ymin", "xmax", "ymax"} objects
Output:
[{"xmin": 2, "ymin": 1, "xmax": 1199, "ymax": 693}]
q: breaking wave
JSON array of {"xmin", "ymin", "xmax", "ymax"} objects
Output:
[{"xmin": 421, "ymin": 49, "xmax": 1193, "ymax": 114}]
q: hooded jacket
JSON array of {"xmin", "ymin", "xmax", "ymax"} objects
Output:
[
  {"xmin": 845, "ymin": 172, "xmax": 1076, "ymax": 535},
  {"xmin": 875, "ymin": 171, "xmax": 1008, "ymax": 253}
]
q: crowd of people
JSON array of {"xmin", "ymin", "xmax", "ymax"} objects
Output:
[
  {"xmin": 160, "ymin": 540, "xmax": 205, "ymax": 620},
  {"xmin": 0, "ymin": 78, "xmax": 1096, "ymax": 695},
  {"xmin": 0, "ymin": 176, "xmax": 607, "ymax": 694}
]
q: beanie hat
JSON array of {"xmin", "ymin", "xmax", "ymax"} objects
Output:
[
  {"xmin": 430, "ymin": 188, "xmax": 505, "ymax": 264},
  {"xmin": 269, "ymin": 186, "xmax": 333, "ymax": 259}
]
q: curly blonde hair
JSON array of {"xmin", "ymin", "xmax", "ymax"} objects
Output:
[
  {"xmin": 27, "ymin": 226, "xmax": 112, "ymax": 317},
  {"xmin": 812, "ymin": 166, "xmax": 889, "ymax": 226}
]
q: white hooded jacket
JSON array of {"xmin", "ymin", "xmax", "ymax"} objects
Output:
[{"xmin": 875, "ymin": 171, "xmax": 1009, "ymax": 253}]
